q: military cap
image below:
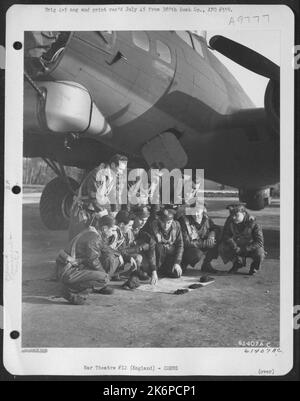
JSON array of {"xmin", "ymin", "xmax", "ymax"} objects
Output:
[
  {"xmin": 86, "ymin": 202, "xmax": 101, "ymax": 212},
  {"xmin": 227, "ymin": 203, "xmax": 247, "ymax": 215},
  {"xmin": 115, "ymin": 210, "xmax": 134, "ymax": 225},
  {"xmin": 98, "ymin": 215, "xmax": 115, "ymax": 228},
  {"xmin": 134, "ymin": 205, "xmax": 150, "ymax": 218},
  {"xmin": 133, "ymin": 218, "xmax": 142, "ymax": 231},
  {"xmin": 109, "ymin": 153, "xmax": 128, "ymax": 165},
  {"xmin": 184, "ymin": 199, "xmax": 207, "ymax": 209},
  {"xmin": 193, "ymin": 202, "xmax": 207, "ymax": 209},
  {"xmin": 158, "ymin": 207, "xmax": 177, "ymax": 221}
]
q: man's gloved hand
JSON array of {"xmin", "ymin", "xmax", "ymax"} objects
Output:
[
  {"xmin": 235, "ymin": 247, "xmax": 242, "ymax": 256},
  {"xmin": 172, "ymin": 264, "xmax": 182, "ymax": 278},
  {"xmin": 237, "ymin": 246, "xmax": 249, "ymax": 255},
  {"xmin": 151, "ymin": 271, "xmax": 158, "ymax": 286},
  {"xmin": 138, "ymin": 243, "xmax": 149, "ymax": 252}
]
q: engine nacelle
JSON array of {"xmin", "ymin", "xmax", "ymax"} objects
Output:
[
  {"xmin": 24, "ymin": 80, "xmax": 111, "ymax": 139},
  {"xmin": 264, "ymin": 80, "xmax": 280, "ymax": 134}
]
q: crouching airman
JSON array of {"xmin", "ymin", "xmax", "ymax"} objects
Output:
[
  {"xmin": 178, "ymin": 204, "xmax": 220, "ymax": 274},
  {"xmin": 56, "ymin": 216, "xmax": 121, "ymax": 305},
  {"xmin": 147, "ymin": 207, "xmax": 184, "ymax": 285},
  {"xmin": 110, "ymin": 210, "xmax": 143, "ymax": 276},
  {"xmin": 219, "ymin": 204, "xmax": 265, "ymax": 275}
]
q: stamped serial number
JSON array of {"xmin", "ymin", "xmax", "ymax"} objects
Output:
[{"xmin": 238, "ymin": 340, "xmax": 272, "ymax": 347}]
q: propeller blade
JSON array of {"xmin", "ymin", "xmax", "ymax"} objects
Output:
[{"xmin": 209, "ymin": 35, "xmax": 279, "ymax": 81}]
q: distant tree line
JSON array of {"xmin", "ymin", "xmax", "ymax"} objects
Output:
[{"xmin": 23, "ymin": 158, "xmax": 83, "ymax": 185}]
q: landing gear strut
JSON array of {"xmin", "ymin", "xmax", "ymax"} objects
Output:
[
  {"xmin": 239, "ymin": 188, "xmax": 271, "ymax": 211},
  {"xmin": 39, "ymin": 159, "xmax": 79, "ymax": 230}
]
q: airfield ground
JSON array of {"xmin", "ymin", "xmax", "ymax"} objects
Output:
[{"xmin": 22, "ymin": 193, "xmax": 280, "ymax": 348}]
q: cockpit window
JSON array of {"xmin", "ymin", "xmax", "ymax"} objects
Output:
[
  {"xmin": 132, "ymin": 31, "xmax": 150, "ymax": 52},
  {"xmin": 156, "ymin": 40, "xmax": 171, "ymax": 64},
  {"xmin": 24, "ymin": 31, "xmax": 70, "ymax": 76},
  {"xmin": 176, "ymin": 31, "xmax": 193, "ymax": 48},
  {"xmin": 192, "ymin": 36, "xmax": 205, "ymax": 58}
]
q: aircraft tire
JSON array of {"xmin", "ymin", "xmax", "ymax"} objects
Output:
[
  {"xmin": 245, "ymin": 197, "xmax": 265, "ymax": 211},
  {"xmin": 39, "ymin": 177, "xmax": 79, "ymax": 230},
  {"xmin": 239, "ymin": 188, "xmax": 270, "ymax": 211}
]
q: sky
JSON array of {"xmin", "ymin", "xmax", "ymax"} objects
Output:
[{"xmin": 206, "ymin": 30, "xmax": 281, "ymax": 107}]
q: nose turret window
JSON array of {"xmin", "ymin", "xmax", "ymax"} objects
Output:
[
  {"xmin": 132, "ymin": 31, "xmax": 150, "ymax": 52},
  {"xmin": 156, "ymin": 40, "xmax": 171, "ymax": 64}
]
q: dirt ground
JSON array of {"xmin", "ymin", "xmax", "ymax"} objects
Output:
[{"xmin": 22, "ymin": 194, "xmax": 280, "ymax": 348}]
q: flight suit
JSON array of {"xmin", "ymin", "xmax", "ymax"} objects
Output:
[
  {"xmin": 57, "ymin": 227, "xmax": 121, "ymax": 296},
  {"xmin": 110, "ymin": 226, "xmax": 143, "ymax": 271},
  {"xmin": 179, "ymin": 213, "xmax": 220, "ymax": 270},
  {"xmin": 149, "ymin": 219, "xmax": 184, "ymax": 277},
  {"xmin": 133, "ymin": 230, "xmax": 157, "ymax": 274},
  {"xmin": 219, "ymin": 213, "xmax": 265, "ymax": 272},
  {"xmin": 69, "ymin": 163, "xmax": 127, "ymax": 240}
]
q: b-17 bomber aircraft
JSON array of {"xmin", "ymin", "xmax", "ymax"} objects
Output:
[{"xmin": 23, "ymin": 30, "xmax": 280, "ymax": 230}]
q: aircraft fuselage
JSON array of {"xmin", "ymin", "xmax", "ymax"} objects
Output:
[{"xmin": 24, "ymin": 31, "xmax": 279, "ymax": 190}]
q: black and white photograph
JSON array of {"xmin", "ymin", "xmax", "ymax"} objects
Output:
[{"xmin": 3, "ymin": 4, "xmax": 295, "ymax": 376}]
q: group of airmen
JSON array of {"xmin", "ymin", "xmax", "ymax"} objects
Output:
[{"xmin": 56, "ymin": 154, "xmax": 266, "ymax": 305}]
